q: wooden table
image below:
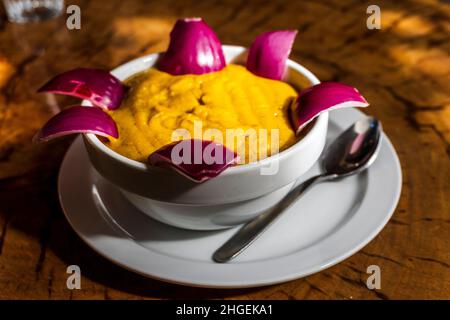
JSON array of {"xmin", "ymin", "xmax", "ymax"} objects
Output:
[{"xmin": 0, "ymin": 0, "xmax": 449, "ymax": 300}]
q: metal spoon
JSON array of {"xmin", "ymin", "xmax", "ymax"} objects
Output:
[{"xmin": 213, "ymin": 117, "xmax": 382, "ymax": 263}]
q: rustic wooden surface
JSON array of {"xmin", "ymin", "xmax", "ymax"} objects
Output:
[{"xmin": 0, "ymin": 0, "xmax": 449, "ymax": 300}]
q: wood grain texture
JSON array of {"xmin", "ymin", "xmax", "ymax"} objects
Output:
[{"xmin": 0, "ymin": 0, "xmax": 449, "ymax": 299}]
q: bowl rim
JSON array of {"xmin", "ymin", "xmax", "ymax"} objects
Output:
[{"xmin": 84, "ymin": 45, "xmax": 326, "ymax": 176}]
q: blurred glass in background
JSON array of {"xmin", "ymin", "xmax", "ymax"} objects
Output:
[{"xmin": 3, "ymin": 0, "xmax": 64, "ymax": 23}]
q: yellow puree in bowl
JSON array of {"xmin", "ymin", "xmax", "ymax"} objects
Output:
[{"xmin": 107, "ymin": 64, "xmax": 298, "ymax": 163}]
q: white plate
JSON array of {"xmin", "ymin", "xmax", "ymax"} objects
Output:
[{"xmin": 58, "ymin": 108, "xmax": 402, "ymax": 288}]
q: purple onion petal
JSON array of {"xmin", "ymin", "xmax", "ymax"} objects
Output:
[
  {"xmin": 158, "ymin": 18, "xmax": 226, "ymax": 75},
  {"xmin": 33, "ymin": 106, "xmax": 119, "ymax": 142},
  {"xmin": 38, "ymin": 68, "xmax": 125, "ymax": 110},
  {"xmin": 148, "ymin": 139, "xmax": 239, "ymax": 182},
  {"xmin": 291, "ymin": 82, "xmax": 369, "ymax": 134},
  {"xmin": 246, "ymin": 30, "xmax": 297, "ymax": 80}
]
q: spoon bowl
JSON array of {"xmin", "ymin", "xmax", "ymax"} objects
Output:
[{"xmin": 322, "ymin": 117, "xmax": 381, "ymax": 177}]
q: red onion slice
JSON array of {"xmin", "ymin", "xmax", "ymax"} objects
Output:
[
  {"xmin": 38, "ymin": 68, "xmax": 125, "ymax": 110},
  {"xmin": 158, "ymin": 18, "xmax": 226, "ymax": 75},
  {"xmin": 291, "ymin": 82, "xmax": 369, "ymax": 134},
  {"xmin": 148, "ymin": 139, "xmax": 239, "ymax": 183},
  {"xmin": 246, "ymin": 30, "xmax": 297, "ymax": 80},
  {"xmin": 33, "ymin": 106, "xmax": 119, "ymax": 142}
]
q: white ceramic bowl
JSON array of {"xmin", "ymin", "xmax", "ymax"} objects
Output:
[{"xmin": 83, "ymin": 45, "xmax": 328, "ymax": 230}]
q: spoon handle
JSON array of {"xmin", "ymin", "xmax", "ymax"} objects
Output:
[{"xmin": 213, "ymin": 173, "xmax": 335, "ymax": 263}]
